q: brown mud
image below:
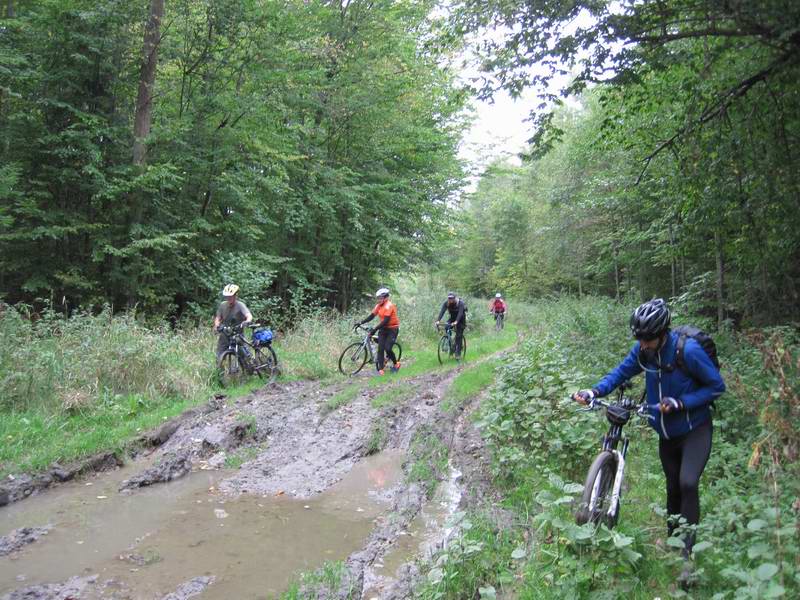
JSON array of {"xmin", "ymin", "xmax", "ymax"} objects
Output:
[{"xmin": 0, "ymin": 354, "xmax": 506, "ymax": 599}]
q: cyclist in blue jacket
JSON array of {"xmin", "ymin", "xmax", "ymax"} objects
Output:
[{"xmin": 572, "ymin": 299, "xmax": 725, "ymax": 563}]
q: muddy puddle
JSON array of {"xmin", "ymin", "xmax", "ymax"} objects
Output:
[
  {"xmin": 362, "ymin": 460, "xmax": 463, "ymax": 598},
  {"xmin": 1, "ymin": 451, "xmax": 405, "ymax": 599}
]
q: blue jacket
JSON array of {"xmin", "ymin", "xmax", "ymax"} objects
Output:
[{"xmin": 594, "ymin": 330, "xmax": 725, "ymax": 440}]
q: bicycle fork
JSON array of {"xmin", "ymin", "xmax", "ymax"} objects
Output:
[{"xmin": 595, "ymin": 438, "xmax": 629, "ymax": 519}]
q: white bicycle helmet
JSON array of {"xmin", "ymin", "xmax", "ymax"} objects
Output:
[
  {"xmin": 495, "ymin": 293, "xmax": 502, "ymax": 298},
  {"xmin": 375, "ymin": 287, "xmax": 390, "ymax": 298},
  {"xmin": 222, "ymin": 284, "xmax": 240, "ymax": 297}
]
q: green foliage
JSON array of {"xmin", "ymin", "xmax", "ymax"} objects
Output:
[
  {"xmin": 281, "ymin": 560, "xmax": 354, "ymax": 600},
  {"xmin": 418, "ymin": 512, "xmax": 522, "ymax": 599},
  {"xmin": 0, "ymin": 0, "xmax": 467, "ymax": 316},
  {"xmin": 445, "ymin": 0, "xmax": 800, "ymax": 327},
  {"xmin": 417, "ymin": 298, "xmax": 799, "ymax": 598}
]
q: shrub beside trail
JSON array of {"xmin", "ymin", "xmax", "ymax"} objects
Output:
[{"xmin": 416, "ymin": 297, "xmax": 799, "ymax": 599}]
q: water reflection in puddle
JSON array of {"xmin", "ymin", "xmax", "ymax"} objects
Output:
[
  {"xmin": 363, "ymin": 460, "xmax": 463, "ymax": 599},
  {"xmin": 0, "ymin": 450, "xmax": 404, "ymax": 598}
]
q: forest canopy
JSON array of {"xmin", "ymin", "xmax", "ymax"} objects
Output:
[
  {"xmin": 445, "ymin": 0, "xmax": 800, "ymax": 327},
  {"xmin": 0, "ymin": 0, "xmax": 468, "ymax": 318}
]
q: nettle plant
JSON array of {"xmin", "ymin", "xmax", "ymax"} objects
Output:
[
  {"xmin": 525, "ymin": 472, "xmax": 647, "ymax": 595},
  {"xmin": 476, "ymin": 335, "xmax": 596, "ymax": 483}
]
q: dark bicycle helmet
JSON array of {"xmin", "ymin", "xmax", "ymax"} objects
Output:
[{"xmin": 630, "ymin": 298, "xmax": 671, "ymax": 339}]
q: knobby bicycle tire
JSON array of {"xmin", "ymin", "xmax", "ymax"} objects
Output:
[
  {"xmin": 391, "ymin": 342, "xmax": 402, "ymax": 362},
  {"xmin": 575, "ymin": 451, "xmax": 619, "ymax": 528},
  {"xmin": 339, "ymin": 341, "xmax": 368, "ymax": 376},
  {"xmin": 254, "ymin": 345, "xmax": 278, "ymax": 383},
  {"xmin": 218, "ymin": 350, "xmax": 246, "ymax": 388},
  {"xmin": 437, "ymin": 335, "xmax": 450, "ymax": 365}
]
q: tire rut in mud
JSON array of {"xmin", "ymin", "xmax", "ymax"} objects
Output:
[{"xmin": 295, "ymin": 364, "xmax": 505, "ymax": 600}]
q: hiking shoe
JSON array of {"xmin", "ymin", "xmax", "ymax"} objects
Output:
[
  {"xmin": 390, "ymin": 362, "xmax": 401, "ymax": 373},
  {"xmin": 377, "ymin": 369, "xmax": 385, "ymax": 376}
]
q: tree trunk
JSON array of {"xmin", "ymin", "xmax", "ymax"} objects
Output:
[
  {"xmin": 133, "ymin": 0, "xmax": 164, "ymax": 166},
  {"xmin": 613, "ymin": 243, "xmax": 620, "ymax": 301},
  {"xmin": 5, "ymin": 1, "xmax": 13, "ymax": 18},
  {"xmin": 669, "ymin": 224, "xmax": 677, "ymax": 299},
  {"xmin": 714, "ymin": 230, "xmax": 725, "ymax": 329}
]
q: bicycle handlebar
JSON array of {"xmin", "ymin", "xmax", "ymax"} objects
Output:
[{"xmin": 578, "ymin": 397, "xmax": 649, "ymax": 419}]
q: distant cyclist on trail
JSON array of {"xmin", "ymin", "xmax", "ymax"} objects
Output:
[
  {"xmin": 572, "ymin": 298, "xmax": 725, "ymax": 573},
  {"xmin": 213, "ymin": 284, "xmax": 253, "ymax": 359},
  {"xmin": 435, "ymin": 292, "xmax": 466, "ymax": 361},
  {"xmin": 489, "ymin": 293, "xmax": 507, "ymax": 323},
  {"xmin": 354, "ymin": 287, "xmax": 401, "ymax": 375}
]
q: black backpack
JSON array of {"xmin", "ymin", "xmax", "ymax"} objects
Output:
[{"xmin": 673, "ymin": 325, "xmax": 720, "ymax": 372}]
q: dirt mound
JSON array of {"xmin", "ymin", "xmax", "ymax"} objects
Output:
[
  {"xmin": 0, "ymin": 574, "xmax": 100, "ymax": 600},
  {"xmin": 0, "ymin": 526, "xmax": 52, "ymax": 558}
]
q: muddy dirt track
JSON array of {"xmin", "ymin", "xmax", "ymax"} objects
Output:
[{"xmin": 0, "ymin": 359, "xmax": 506, "ymax": 600}]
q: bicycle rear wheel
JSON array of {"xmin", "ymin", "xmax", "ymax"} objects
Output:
[
  {"xmin": 437, "ymin": 335, "xmax": 450, "ymax": 365},
  {"xmin": 254, "ymin": 345, "xmax": 278, "ymax": 383},
  {"xmin": 218, "ymin": 351, "xmax": 246, "ymax": 388},
  {"xmin": 391, "ymin": 341, "xmax": 402, "ymax": 362},
  {"xmin": 339, "ymin": 342, "xmax": 368, "ymax": 375},
  {"xmin": 575, "ymin": 451, "xmax": 618, "ymax": 528}
]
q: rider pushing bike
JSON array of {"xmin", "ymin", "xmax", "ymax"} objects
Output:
[
  {"xmin": 435, "ymin": 292, "xmax": 466, "ymax": 360},
  {"xmin": 354, "ymin": 288, "xmax": 401, "ymax": 375},
  {"xmin": 572, "ymin": 299, "xmax": 725, "ymax": 572},
  {"xmin": 213, "ymin": 284, "xmax": 253, "ymax": 359}
]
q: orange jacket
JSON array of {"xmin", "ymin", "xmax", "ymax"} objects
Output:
[{"xmin": 372, "ymin": 300, "xmax": 400, "ymax": 329}]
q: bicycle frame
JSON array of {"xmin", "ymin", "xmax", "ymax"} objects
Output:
[
  {"xmin": 581, "ymin": 382, "xmax": 647, "ymax": 522},
  {"xmin": 353, "ymin": 325, "xmax": 377, "ymax": 364},
  {"xmin": 218, "ymin": 324, "xmax": 260, "ymax": 369},
  {"xmin": 437, "ymin": 323, "xmax": 455, "ymax": 351}
]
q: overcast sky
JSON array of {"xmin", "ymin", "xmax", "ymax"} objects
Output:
[
  {"xmin": 459, "ymin": 89, "xmax": 534, "ymax": 176},
  {"xmin": 455, "ymin": 11, "xmax": 595, "ymax": 191}
]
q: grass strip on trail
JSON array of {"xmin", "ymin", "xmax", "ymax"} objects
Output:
[
  {"xmin": 371, "ymin": 323, "xmax": 517, "ymax": 383},
  {"xmin": 442, "ymin": 357, "xmax": 500, "ymax": 412}
]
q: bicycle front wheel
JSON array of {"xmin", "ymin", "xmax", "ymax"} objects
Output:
[
  {"xmin": 339, "ymin": 342, "xmax": 368, "ymax": 375},
  {"xmin": 575, "ymin": 451, "xmax": 618, "ymax": 528},
  {"xmin": 254, "ymin": 345, "xmax": 278, "ymax": 383},
  {"xmin": 218, "ymin": 351, "xmax": 246, "ymax": 388},
  {"xmin": 437, "ymin": 335, "xmax": 450, "ymax": 365}
]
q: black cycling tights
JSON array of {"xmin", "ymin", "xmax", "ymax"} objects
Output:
[
  {"xmin": 376, "ymin": 327, "xmax": 398, "ymax": 371},
  {"xmin": 658, "ymin": 419, "xmax": 712, "ymax": 552}
]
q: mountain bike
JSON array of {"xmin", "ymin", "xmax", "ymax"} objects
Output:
[
  {"xmin": 491, "ymin": 310, "xmax": 505, "ymax": 331},
  {"xmin": 217, "ymin": 323, "xmax": 278, "ymax": 386},
  {"xmin": 338, "ymin": 324, "xmax": 402, "ymax": 376},
  {"xmin": 574, "ymin": 380, "xmax": 648, "ymax": 529},
  {"xmin": 436, "ymin": 323, "xmax": 467, "ymax": 365}
]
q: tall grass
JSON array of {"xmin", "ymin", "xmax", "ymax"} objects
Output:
[
  {"xmin": 0, "ymin": 307, "xmax": 218, "ymax": 474},
  {"xmin": 0, "ymin": 280, "xmax": 525, "ymax": 474},
  {"xmin": 0, "ymin": 307, "xmax": 213, "ymax": 414}
]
